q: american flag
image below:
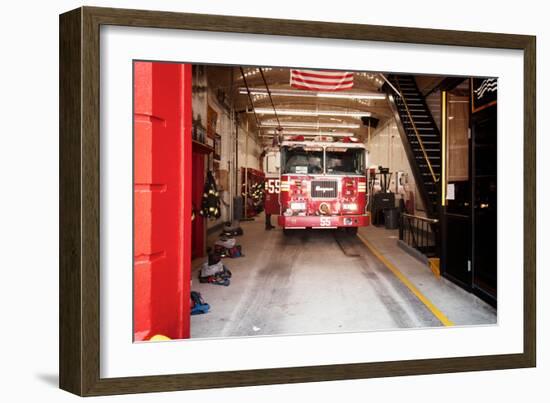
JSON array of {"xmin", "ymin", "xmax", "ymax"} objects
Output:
[{"xmin": 290, "ymin": 69, "xmax": 354, "ymax": 91}]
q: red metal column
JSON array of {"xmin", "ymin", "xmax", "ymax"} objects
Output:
[{"xmin": 133, "ymin": 62, "xmax": 192, "ymax": 341}]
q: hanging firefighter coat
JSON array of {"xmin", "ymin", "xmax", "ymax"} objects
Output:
[{"xmin": 200, "ymin": 171, "xmax": 221, "ymax": 219}]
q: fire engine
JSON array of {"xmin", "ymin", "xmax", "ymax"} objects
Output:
[
  {"xmin": 263, "ymin": 147, "xmax": 282, "ymax": 219},
  {"xmin": 265, "ymin": 136, "xmax": 369, "ymax": 234}
]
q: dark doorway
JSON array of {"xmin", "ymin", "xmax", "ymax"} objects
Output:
[
  {"xmin": 192, "ymin": 150, "xmax": 206, "ymax": 259},
  {"xmin": 471, "ymin": 106, "xmax": 498, "ymax": 304}
]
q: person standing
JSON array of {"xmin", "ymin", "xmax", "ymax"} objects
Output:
[{"xmin": 265, "ymin": 212, "xmax": 275, "ymax": 230}]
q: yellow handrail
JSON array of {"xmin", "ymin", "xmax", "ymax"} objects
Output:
[
  {"xmin": 441, "ymin": 90, "xmax": 447, "ymax": 206},
  {"xmin": 394, "ymin": 80, "xmax": 438, "ymax": 183}
]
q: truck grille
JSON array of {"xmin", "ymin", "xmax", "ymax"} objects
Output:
[{"xmin": 311, "ymin": 180, "xmax": 338, "ymax": 198}]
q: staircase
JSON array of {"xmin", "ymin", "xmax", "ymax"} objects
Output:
[{"xmin": 384, "ymin": 75, "xmax": 441, "ymax": 218}]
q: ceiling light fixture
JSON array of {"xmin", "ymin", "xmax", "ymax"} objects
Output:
[
  {"xmin": 260, "ymin": 121, "xmax": 361, "ymax": 129},
  {"xmin": 251, "ymin": 108, "xmax": 371, "ymax": 118},
  {"xmin": 238, "ymin": 88, "xmax": 385, "ymax": 100},
  {"xmin": 261, "ymin": 130, "xmax": 355, "ymax": 137}
]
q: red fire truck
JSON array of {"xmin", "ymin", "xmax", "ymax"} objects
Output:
[
  {"xmin": 265, "ymin": 137, "xmax": 369, "ymax": 234},
  {"xmin": 263, "ymin": 147, "xmax": 282, "ymax": 219}
]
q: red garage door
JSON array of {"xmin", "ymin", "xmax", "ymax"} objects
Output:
[{"xmin": 133, "ymin": 62, "xmax": 192, "ymax": 341}]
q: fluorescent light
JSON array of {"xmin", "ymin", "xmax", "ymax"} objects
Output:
[
  {"xmin": 320, "ymin": 92, "xmax": 385, "ymax": 100},
  {"xmin": 252, "ymin": 108, "xmax": 370, "ymax": 118},
  {"xmin": 239, "ymin": 87, "xmax": 385, "ymax": 100},
  {"xmin": 261, "ymin": 130, "xmax": 355, "ymax": 136},
  {"xmin": 260, "ymin": 121, "xmax": 361, "ymax": 129}
]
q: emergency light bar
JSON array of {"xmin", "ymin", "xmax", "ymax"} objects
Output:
[{"xmin": 280, "ymin": 136, "xmax": 360, "ymax": 143}]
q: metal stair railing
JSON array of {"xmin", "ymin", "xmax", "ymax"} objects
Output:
[{"xmin": 399, "ymin": 213, "xmax": 439, "ymax": 257}]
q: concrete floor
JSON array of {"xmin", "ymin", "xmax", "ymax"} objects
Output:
[{"xmin": 190, "ymin": 214, "xmax": 496, "ymax": 339}]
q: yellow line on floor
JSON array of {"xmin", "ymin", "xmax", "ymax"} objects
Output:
[{"xmin": 357, "ymin": 233, "xmax": 455, "ymax": 327}]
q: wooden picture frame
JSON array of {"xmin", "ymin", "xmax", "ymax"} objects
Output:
[{"xmin": 59, "ymin": 6, "xmax": 536, "ymax": 396}]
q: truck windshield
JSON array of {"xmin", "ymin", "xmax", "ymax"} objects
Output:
[
  {"xmin": 282, "ymin": 146, "xmax": 365, "ymax": 175},
  {"xmin": 282, "ymin": 146, "xmax": 323, "ymax": 174},
  {"xmin": 325, "ymin": 147, "xmax": 364, "ymax": 175}
]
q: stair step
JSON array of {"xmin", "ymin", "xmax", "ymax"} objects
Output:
[
  {"xmin": 412, "ymin": 144, "xmax": 440, "ymax": 148},
  {"xmin": 408, "ymin": 136, "xmax": 441, "ymax": 144},
  {"xmin": 405, "ymin": 134, "xmax": 437, "ymax": 140},
  {"xmin": 401, "ymin": 117, "xmax": 429, "ymax": 120},
  {"xmin": 406, "ymin": 106, "xmax": 427, "ymax": 110},
  {"xmin": 407, "ymin": 131, "xmax": 437, "ymax": 135},
  {"xmin": 409, "ymin": 137, "xmax": 439, "ymax": 141},
  {"xmin": 405, "ymin": 127, "xmax": 436, "ymax": 130},
  {"xmin": 401, "ymin": 118, "xmax": 431, "ymax": 121},
  {"xmin": 413, "ymin": 136, "xmax": 439, "ymax": 139},
  {"xmin": 408, "ymin": 136, "xmax": 438, "ymax": 141},
  {"xmin": 410, "ymin": 135, "xmax": 439, "ymax": 139},
  {"xmin": 410, "ymin": 141, "xmax": 440, "ymax": 145}
]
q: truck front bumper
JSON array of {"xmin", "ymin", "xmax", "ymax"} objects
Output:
[{"xmin": 278, "ymin": 214, "xmax": 369, "ymax": 229}]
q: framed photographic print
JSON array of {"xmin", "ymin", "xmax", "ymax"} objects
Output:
[{"xmin": 59, "ymin": 6, "xmax": 536, "ymax": 396}]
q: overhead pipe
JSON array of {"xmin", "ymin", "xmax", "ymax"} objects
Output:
[
  {"xmin": 259, "ymin": 68, "xmax": 282, "ymax": 134},
  {"xmin": 239, "ymin": 67, "xmax": 260, "ymax": 128}
]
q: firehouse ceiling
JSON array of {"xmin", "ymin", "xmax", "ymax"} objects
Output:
[{"xmin": 206, "ymin": 66, "xmax": 395, "ymax": 145}]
